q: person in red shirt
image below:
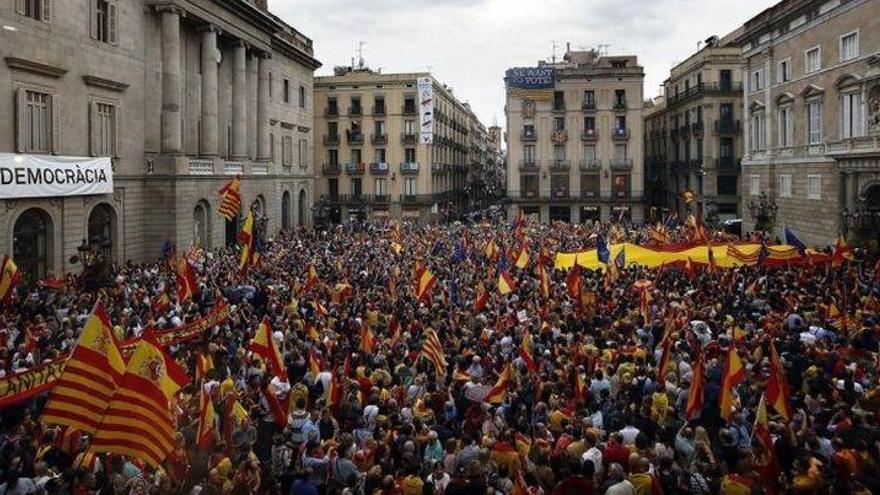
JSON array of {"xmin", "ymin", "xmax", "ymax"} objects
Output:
[
  {"xmin": 603, "ymin": 433, "xmax": 632, "ymax": 472},
  {"xmin": 552, "ymin": 459, "xmax": 596, "ymax": 495}
]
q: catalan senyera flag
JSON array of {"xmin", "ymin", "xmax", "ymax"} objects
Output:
[
  {"xmin": 250, "ymin": 318, "xmax": 287, "ymax": 382},
  {"xmin": 537, "ymin": 263, "xmax": 550, "ymax": 299},
  {"xmin": 41, "ymin": 303, "xmax": 126, "ymax": 434},
  {"xmin": 218, "ymin": 175, "xmax": 242, "ymax": 221},
  {"xmin": 514, "ymin": 244, "xmax": 529, "ymax": 269},
  {"xmin": 0, "ymin": 255, "xmax": 21, "ymax": 305},
  {"xmin": 765, "ymin": 341, "xmax": 792, "ymax": 421},
  {"xmin": 237, "ymin": 209, "xmax": 254, "ymax": 274},
  {"xmin": 175, "ymin": 257, "xmax": 198, "ymax": 302},
  {"xmin": 497, "ymin": 269, "xmax": 516, "ymax": 296},
  {"xmin": 685, "ymin": 353, "xmax": 705, "ymax": 420},
  {"xmin": 719, "ymin": 346, "xmax": 746, "ymax": 421},
  {"xmin": 484, "ymin": 361, "xmax": 512, "ymax": 404},
  {"xmin": 485, "ymin": 238, "xmax": 498, "ymax": 261},
  {"xmin": 474, "ymin": 282, "xmax": 489, "ymax": 312},
  {"xmin": 414, "ymin": 267, "xmax": 437, "ymax": 303},
  {"xmin": 359, "ymin": 320, "xmax": 376, "ymax": 354},
  {"xmin": 520, "ymin": 332, "xmax": 537, "ymax": 372},
  {"xmin": 197, "ymin": 387, "xmax": 216, "ymax": 449},
  {"xmin": 89, "ymin": 338, "xmax": 189, "ymax": 468},
  {"xmin": 421, "ymin": 329, "xmax": 447, "ymax": 377}
]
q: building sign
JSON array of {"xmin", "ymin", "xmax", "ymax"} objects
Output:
[
  {"xmin": 0, "ymin": 153, "xmax": 113, "ymax": 199},
  {"xmin": 504, "ymin": 67, "xmax": 556, "ymax": 89},
  {"xmin": 417, "ymin": 76, "xmax": 434, "ymax": 144}
]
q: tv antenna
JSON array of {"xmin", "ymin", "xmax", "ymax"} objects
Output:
[
  {"xmin": 356, "ymin": 40, "xmax": 367, "ymax": 69},
  {"xmin": 551, "ymin": 40, "xmax": 558, "ymax": 63},
  {"xmin": 597, "ymin": 44, "xmax": 611, "ymax": 56}
]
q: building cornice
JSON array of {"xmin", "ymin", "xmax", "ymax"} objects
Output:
[
  {"xmin": 271, "ymin": 36, "xmax": 321, "ymax": 71},
  {"xmin": 82, "ymin": 75, "xmax": 130, "ymax": 92},
  {"xmin": 4, "ymin": 56, "xmax": 68, "ymax": 78}
]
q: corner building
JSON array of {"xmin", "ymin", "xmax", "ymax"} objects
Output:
[{"xmin": 0, "ymin": 0, "xmax": 320, "ymax": 280}]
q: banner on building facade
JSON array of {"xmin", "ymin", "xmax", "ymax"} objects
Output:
[
  {"xmin": 417, "ymin": 77, "xmax": 434, "ymax": 144},
  {"xmin": 0, "ymin": 153, "xmax": 114, "ymax": 199},
  {"xmin": 504, "ymin": 67, "xmax": 556, "ymax": 89}
]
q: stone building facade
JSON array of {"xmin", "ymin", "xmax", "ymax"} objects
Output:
[
  {"xmin": 739, "ymin": 0, "xmax": 880, "ymax": 246},
  {"xmin": 505, "ymin": 48, "xmax": 645, "ymax": 224},
  {"xmin": 0, "ymin": 0, "xmax": 320, "ymax": 280},
  {"xmin": 313, "ymin": 67, "xmax": 484, "ymax": 223}
]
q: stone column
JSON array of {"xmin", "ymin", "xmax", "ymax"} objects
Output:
[
  {"xmin": 200, "ymin": 26, "xmax": 219, "ymax": 157},
  {"xmin": 742, "ymin": 67, "xmax": 750, "ymax": 160},
  {"xmin": 160, "ymin": 7, "xmax": 182, "ymax": 154},
  {"xmin": 256, "ymin": 53, "xmax": 271, "ymax": 161},
  {"xmin": 232, "ymin": 41, "xmax": 248, "ymax": 160}
]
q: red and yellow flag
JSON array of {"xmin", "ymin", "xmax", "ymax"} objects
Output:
[
  {"xmin": 685, "ymin": 353, "xmax": 705, "ymax": 420},
  {"xmin": 474, "ymin": 282, "xmax": 489, "ymax": 312},
  {"xmin": 520, "ymin": 332, "xmax": 537, "ymax": 372},
  {"xmin": 218, "ymin": 175, "xmax": 242, "ymax": 221},
  {"xmin": 237, "ymin": 209, "xmax": 254, "ymax": 274},
  {"xmin": 197, "ymin": 387, "xmax": 215, "ymax": 449},
  {"xmin": 388, "ymin": 316, "xmax": 401, "ymax": 348},
  {"xmin": 574, "ymin": 372, "xmax": 588, "ymax": 403},
  {"xmin": 42, "ymin": 303, "xmax": 126, "ymax": 434},
  {"xmin": 498, "ymin": 269, "xmax": 516, "ymax": 296},
  {"xmin": 421, "ymin": 329, "xmax": 447, "ymax": 377},
  {"xmin": 195, "ymin": 353, "xmax": 214, "ymax": 382},
  {"xmin": 414, "ymin": 267, "xmax": 437, "ymax": 303},
  {"xmin": 300, "ymin": 264, "xmax": 320, "ymax": 294},
  {"xmin": 719, "ymin": 346, "xmax": 745, "ymax": 421},
  {"xmin": 537, "ymin": 263, "xmax": 550, "ymax": 299},
  {"xmin": 176, "ymin": 257, "xmax": 198, "ymax": 302},
  {"xmin": 359, "ymin": 320, "xmax": 376, "ymax": 354},
  {"xmin": 765, "ymin": 341, "xmax": 792, "ymax": 420},
  {"xmin": 484, "ymin": 362, "xmax": 512, "ymax": 404},
  {"xmin": 89, "ymin": 338, "xmax": 189, "ymax": 468},
  {"xmin": 485, "ymin": 238, "xmax": 498, "ymax": 261},
  {"xmin": 250, "ymin": 318, "xmax": 287, "ymax": 382},
  {"xmin": 308, "ymin": 348, "xmax": 322, "ymax": 376},
  {"xmin": 832, "ymin": 234, "xmax": 854, "ymax": 267},
  {"xmin": 0, "ymin": 255, "xmax": 21, "ymax": 305},
  {"xmin": 566, "ymin": 265, "xmax": 581, "ymax": 300},
  {"xmin": 514, "ymin": 244, "xmax": 529, "ymax": 269}
]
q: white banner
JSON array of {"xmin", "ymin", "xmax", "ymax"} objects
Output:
[
  {"xmin": 417, "ymin": 76, "xmax": 434, "ymax": 144},
  {"xmin": 0, "ymin": 153, "xmax": 113, "ymax": 199}
]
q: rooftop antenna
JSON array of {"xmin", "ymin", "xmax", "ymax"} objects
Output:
[
  {"xmin": 551, "ymin": 40, "xmax": 558, "ymax": 63},
  {"xmin": 597, "ymin": 44, "xmax": 610, "ymax": 57},
  {"xmin": 356, "ymin": 40, "xmax": 367, "ymax": 69}
]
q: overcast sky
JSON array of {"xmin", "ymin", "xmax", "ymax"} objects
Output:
[{"xmin": 270, "ymin": 0, "xmax": 775, "ymax": 140}]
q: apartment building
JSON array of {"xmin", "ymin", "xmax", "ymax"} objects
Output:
[
  {"xmin": 644, "ymin": 31, "xmax": 745, "ymax": 221},
  {"xmin": 0, "ymin": 0, "xmax": 320, "ymax": 280},
  {"xmin": 739, "ymin": 0, "xmax": 880, "ymax": 245},
  {"xmin": 505, "ymin": 47, "xmax": 645, "ymax": 223},
  {"xmin": 313, "ymin": 67, "xmax": 483, "ymax": 223}
]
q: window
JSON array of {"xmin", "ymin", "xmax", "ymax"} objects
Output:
[
  {"xmin": 16, "ymin": 0, "xmax": 50, "ymax": 21},
  {"xmin": 268, "ymin": 72, "xmax": 273, "ymax": 100},
  {"xmin": 717, "ymin": 175, "xmax": 737, "ymax": 196},
  {"xmin": 374, "ymin": 178, "xmax": 387, "ymax": 196},
  {"xmin": 807, "ymin": 101, "xmax": 823, "ymax": 144},
  {"xmin": 404, "ymin": 177, "xmax": 417, "ymax": 196},
  {"xmin": 404, "ymin": 148, "xmax": 416, "ymax": 163},
  {"xmin": 298, "ymin": 138, "xmax": 307, "ymax": 168},
  {"xmin": 327, "ymin": 149, "xmax": 338, "ymax": 166},
  {"xmin": 327, "ymin": 178, "xmax": 339, "ymax": 199},
  {"xmin": 750, "ymin": 111, "xmax": 766, "ymax": 151},
  {"xmin": 777, "ymin": 59, "xmax": 790, "ymax": 83},
  {"xmin": 299, "ymin": 85, "xmax": 306, "ymax": 108},
  {"xmin": 350, "ymin": 96, "xmax": 362, "ymax": 114},
  {"xmin": 327, "ymin": 121, "xmax": 338, "ymax": 138},
  {"xmin": 752, "ymin": 69, "xmax": 764, "ymax": 91},
  {"xmin": 351, "ymin": 149, "xmax": 362, "ymax": 164},
  {"xmin": 580, "ymin": 175, "xmax": 599, "ymax": 198},
  {"xmin": 92, "ymin": 0, "xmax": 117, "ymax": 44},
  {"xmin": 404, "ymin": 96, "xmax": 416, "ymax": 114},
  {"xmin": 614, "ymin": 144, "xmax": 627, "ymax": 161},
  {"xmin": 553, "ymin": 145, "xmax": 566, "ymax": 161},
  {"xmin": 18, "ymin": 89, "xmax": 52, "ymax": 153},
  {"xmin": 553, "ymin": 91, "xmax": 565, "ymax": 110},
  {"xmin": 282, "ymin": 136, "xmax": 293, "ymax": 166},
  {"xmin": 807, "ymin": 174, "xmax": 821, "ymax": 200},
  {"xmin": 523, "ymin": 123, "xmax": 535, "ymax": 138},
  {"xmin": 840, "ymin": 31, "xmax": 859, "ymax": 62},
  {"xmin": 779, "ymin": 174, "xmax": 792, "ymax": 198},
  {"xmin": 92, "ymin": 102, "xmax": 117, "ymax": 157},
  {"xmin": 523, "ymin": 145, "xmax": 536, "ymax": 164},
  {"xmin": 615, "ymin": 116, "xmax": 626, "ymax": 132},
  {"xmin": 583, "ymin": 145, "xmax": 596, "ymax": 161},
  {"xmin": 351, "ymin": 178, "xmax": 362, "ymax": 197},
  {"xmin": 327, "ymin": 97, "xmax": 338, "ymax": 115},
  {"xmin": 374, "ymin": 120, "xmax": 385, "ymax": 136},
  {"xmin": 840, "ymin": 91, "xmax": 862, "ymax": 138},
  {"xmin": 583, "ymin": 90, "xmax": 595, "ymax": 109},
  {"xmin": 404, "ymin": 119, "xmax": 415, "ymax": 136},
  {"xmin": 374, "ymin": 148, "xmax": 386, "ymax": 163},
  {"xmin": 554, "ymin": 117, "xmax": 565, "ymax": 131},
  {"xmin": 777, "ymin": 106, "xmax": 792, "ymax": 148},
  {"xmin": 614, "ymin": 90, "xmax": 626, "ymax": 107},
  {"xmin": 283, "ymin": 79, "xmax": 290, "ymax": 103},
  {"xmin": 374, "ymin": 96, "xmax": 385, "ymax": 115},
  {"xmin": 583, "ymin": 116, "xmax": 595, "ymax": 131},
  {"xmin": 749, "ymin": 175, "xmax": 760, "ymax": 196},
  {"xmin": 720, "ymin": 70, "xmax": 732, "ymax": 91},
  {"xmin": 805, "ymin": 47, "xmax": 821, "ymax": 73}
]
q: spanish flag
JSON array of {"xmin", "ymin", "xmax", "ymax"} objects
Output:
[
  {"xmin": 327, "ymin": 367, "xmax": 343, "ymax": 412},
  {"xmin": 650, "ymin": 224, "xmax": 669, "ymax": 244},
  {"xmin": 42, "ymin": 303, "xmax": 126, "ymax": 434},
  {"xmin": 537, "ymin": 263, "xmax": 550, "ymax": 299},
  {"xmin": 359, "ymin": 320, "xmax": 376, "ymax": 354},
  {"xmin": 421, "ymin": 329, "xmax": 447, "ymax": 377},
  {"xmin": 176, "ymin": 257, "xmax": 198, "ymax": 302},
  {"xmin": 218, "ymin": 175, "xmax": 242, "ymax": 221},
  {"xmin": 474, "ymin": 282, "xmax": 489, "ymax": 312},
  {"xmin": 520, "ymin": 332, "xmax": 537, "ymax": 372},
  {"xmin": 388, "ymin": 316, "xmax": 401, "ymax": 348},
  {"xmin": 685, "ymin": 353, "xmax": 705, "ymax": 420},
  {"xmin": 684, "ymin": 257, "xmax": 696, "ymax": 280},
  {"xmin": 566, "ymin": 265, "xmax": 581, "ymax": 300},
  {"xmin": 195, "ymin": 353, "xmax": 214, "ymax": 382},
  {"xmin": 250, "ymin": 318, "xmax": 287, "ymax": 382},
  {"xmin": 331, "ymin": 282, "xmax": 353, "ymax": 305},
  {"xmin": 0, "ymin": 255, "xmax": 21, "ymax": 305},
  {"xmin": 497, "ymin": 268, "xmax": 516, "ymax": 296},
  {"xmin": 514, "ymin": 244, "xmax": 530, "ymax": 269},
  {"xmin": 719, "ymin": 346, "xmax": 745, "ymax": 421},
  {"xmin": 484, "ymin": 362, "xmax": 512, "ymax": 404},
  {"xmin": 197, "ymin": 387, "xmax": 216, "ymax": 449},
  {"xmin": 832, "ymin": 234, "xmax": 854, "ymax": 267},
  {"xmin": 151, "ymin": 293, "xmax": 171, "ymax": 315},
  {"xmin": 301, "ymin": 264, "xmax": 319, "ymax": 294},
  {"xmin": 237, "ymin": 209, "xmax": 254, "ymax": 274},
  {"xmin": 89, "ymin": 338, "xmax": 189, "ymax": 468},
  {"xmin": 485, "ymin": 238, "xmax": 498, "ymax": 261},
  {"xmin": 414, "ymin": 267, "xmax": 437, "ymax": 303},
  {"xmin": 765, "ymin": 341, "xmax": 792, "ymax": 420}
]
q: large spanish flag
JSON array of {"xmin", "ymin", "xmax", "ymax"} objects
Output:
[
  {"xmin": 0, "ymin": 255, "xmax": 21, "ymax": 305},
  {"xmin": 89, "ymin": 338, "xmax": 189, "ymax": 468},
  {"xmin": 42, "ymin": 303, "xmax": 126, "ymax": 433},
  {"xmin": 484, "ymin": 362, "xmax": 512, "ymax": 404},
  {"xmin": 765, "ymin": 341, "xmax": 792, "ymax": 420},
  {"xmin": 175, "ymin": 257, "xmax": 198, "ymax": 302},
  {"xmin": 414, "ymin": 266, "xmax": 437, "ymax": 303},
  {"xmin": 237, "ymin": 209, "xmax": 254, "ymax": 274},
  {"xmin": 719, "ymin": 346, "xmax": 745, "ymax": 421},
  {"xmin": 250, "ymin": 318, "xmax": 287, "ymax": 382}
]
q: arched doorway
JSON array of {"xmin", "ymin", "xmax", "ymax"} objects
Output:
[
  {"xmin": 87, "ymin": 203, "xmax": 117, "ymax": 261},
  {"xmin": 281, "ymin": 191, "xmax": 291, "ymax": 230},
  {"xmin": 225, "ymin": 213, "xmax": 240, "ymax": 247},
  {"xmin": 193, "ymin": 200, "xmax": 212, "ymax": 249},
  {"xmin": 13, "ymin": 208, "xmax": 53, "ymax": 281},
  {"xmin": 298, "ymin": 189, "xmax": 307, "ymax": 226}
]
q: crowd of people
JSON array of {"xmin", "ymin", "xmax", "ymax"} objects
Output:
[{"xmin": 1, "ymin": 216, "xmax": 880, "ymax": 495}]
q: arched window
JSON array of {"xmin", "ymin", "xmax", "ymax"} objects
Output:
[
  {"xmin": 13, "ymin": 208, "xmax": 53, "ymax": 281},
  {"xmin": 193, "ymin": 200, "xmax": 212, "ymax": 249},
  {"xmin": 298, "ymin": 189, "xmax": 307, "ymax": 226},
  {"xmin": 252, "ymin": 195, "xmax": 266, "ymax": 219},
  {"xmin": 281, "ymin": 191, "xmax": 291, "ymax": 230},
  {"xmin": 87, "ymin": 203, "xmax": 117, "ymax": 260}
]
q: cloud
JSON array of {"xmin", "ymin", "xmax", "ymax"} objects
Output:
[{"xmin": 270, "ymin": 0, "xmax": 775, "ymax": 141}]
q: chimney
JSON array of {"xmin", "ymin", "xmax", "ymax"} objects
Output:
[{"xmin": 566, "ymin": 42, "xmax": 571, "ymax": 53}]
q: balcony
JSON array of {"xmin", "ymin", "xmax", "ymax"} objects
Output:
[
  {"xmin": 347, "ymin": 131, "xmax": 364, "ymax": 145},
  {"xmin": 323, "ymin": 134, "xmax": 340, "ymax": 145},
  {"xmin": 224, "ymin": 161, "xmax": 244, "ymax": 175},
  {"xmin": 610, "ymin": 158, "xmax": 633, "ymax": 170},
  {"xmin": 714, "ymin": 119, "xmax": 741, "ymax": 135},
  {"xmin": 403, "ymin": 104, "xmax": 417, "ymax": 116},
  {"xmin": 613, "ymin": 101, "xmax": 627, "ymax": 111},
  {"xmin": 581, "ymin": 128, "xmax": 598, "ymax": 141},
  {"xmin": 371, "ymin": 194, "xmax": 391, "ymax": 204},
  {"xmin": 348, "ymin": 106, "xmax": 363, "ymax": 116},
  {"xmin": 372, "ymin": 105, "xmax": 386, "ymax": 116},
  {"xmin": 323, "ymin": 193, "xmax": 341, "ymax": 203},
  {"xmin": 519, "ymin": 160, "xmax": 539, "ymax": 172},
  {"xmin": 581, "ymin": 187, "xmax": 600, "ymax": 199},
  {"xmin": 371, "ymin": 133, "xmax": 388, "ymax": 145},
  {"xmin": 612, "ymin": 189, "xmax": 632, "ymax": 200},
  {"xmin": 400, "ymin": 162, "xmax": 419, "ymax": 174},
  {"xmin": 252, "ymin": 162, "xmax": 269, "ymax": 175},
  {"xmin": 341, "ymin": 194, "xmax": 365, "ymax": 203},
  {"xmin": 370, "ymin": 162, "xmax": 390, "ymax": 174},
  {"xmin": 717, "ymin": 156, "xmax": 741, "ymax": 171},
  {"xmin": 399, "ymin": 194, "xmax": 435, "ymax": 204},
  {"xmin": 550, "ymin": 159, "xmax": 570, "ymax": 171},
  {"xmin": 345, "ymin": 162, "xmax": 366, "ymax": 174},
  {"xmin": 551, "ymin": 130, "xmax": 568, "ymax": 144},
  {"xmin": 322, "ymin": 163, "xmax": 342, "ymax": 174},
  {"xmin": 551, "ymin": 186, "xmax": 570, "ymax": 199},
  {"xmin": 188, "ymin": 159, "xmax": 214, "ymax": 175},
  {"xmin": 666, "ymin": 82, "xmax": 744, "ymax": 107},
  {"xmin": 691, "ymin": 121, "xmax": 704, "ymax": 136},
  {"xmin": 612, "ymin": 128, "xmax": 629, "ymax": 140},
  {"xmin": 401, "ymin": 133, "xmax": 418, "ymax": 145},
  {"xmin": 580, "ymin": 159, "xmax": 601, "ymax": 171},
  {"xmin": 324, "ymin": 107, "xmax": 339, "ymax": 118},
  {"xmin": 521, "ymin": 130, "xmax": 537, "ymax": 142},
  {"xmin": 582, "ymin": 101, "xmax": 596, "ymax": 112},
  {"xmin": 553, "ymin": 103, "xmax": 566, "ymax": 113},
  {"xmin": 521, "ymin": 188, "xmax": 539, "ymax": 199}
]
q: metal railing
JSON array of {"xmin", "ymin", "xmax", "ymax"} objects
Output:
[
  {"xmin": 347, "ymin": 132, "xmax": 364, "ymax": 144},
  {"xmin": 581, "ymin": 129, "xmax": 598, "ymax": 141},
  {"xmin": 371, "ymin": 133, "xmax": 388, "ymax": 145},
  {"xmin": 224, "ymin": 161, "xmax": 244, "ymax": 175},
  {"xmin": 550, "ymin": 160, "xmax": 570, "ymax": 170},
  {"xmin": 324, "ymin": 107, "xmax": 339, "ymax": 117},
  {"xmin": 322, "ymin": 163, "xmax": 342, "ymax": 174},
  {"xmin": 348, "ymin": 106, "xmax": 362, "ymax": 116},
  {"xmin": 400, "ymin": 162, "xmax": 419, "ymax": 174},
  {"xmin": 714, "ymin": 119, "xmax": 740, "ymax": 134},
  {"xmin": 519, "ymin": 160, "xmax": 539, "ymax": 172},
  {"xmin": 188, "ymin": 159, "xmax": 214, "ymax": 175},
  {"xmin": 610, "ymin": 159, "xmax": 633, "ymax": 170},
  {"xmin": 345, "ymin": 162, "xmax": 366, "ymax": 174},
  {"xmin": 521, "ymin": 130, "xmax": 537, "ymax": 142},
  {"xmin": 370, "ymin": 162, "xmax": 389, "ymax": 174},
  {"xmin": 666, "ymin": 82, "xmax": 744, "ymax": 106},
  {"xmin": 612, "ymin": 128, "xmax": 629, "ymax": 140},
  {"xmin": 401, "ymin": 133, "xmax": 418, "ymax": 145},
  {"xmin": 580, "ymin": 159, "xmax": 601, "ymax": 171},
  {"xmin": 323, "ymin": 134, "xmax": 340, "ymax": 145}
]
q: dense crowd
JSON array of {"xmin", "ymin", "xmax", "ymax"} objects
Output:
[{"xmin": 1, "ymin": 217, "xmax": 880, "ymax": 495}]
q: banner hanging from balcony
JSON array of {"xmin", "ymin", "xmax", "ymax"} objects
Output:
[
  {"xmin": 417, "ymin": 77, "xmax": 434, "ymax": 144},
  {"xmin": 0, "ymin": 153, "xmax": 113, "ymax": 199},
  {"xmin": 505, "ymin": 67, "xmax": 555, "ymax": 89}
]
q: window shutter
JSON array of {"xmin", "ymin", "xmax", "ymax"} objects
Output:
[
  {"xmin": 15, "ymin": 88, "xmax": 27, "ymax": 153},
  {"xmin": 89, "ymin": 0, "xmax": 98, "ymax": 39},
  {"xmin": 108, "ymin": 2, "xmax": 117, "ymax": 44},
  {"xmin": 51, "ymin": 93, "xmax": 61, "ymax": 154},
  {"xmin": 15, "ymin": 0, "xmax": 25, "ymax": 15},
  {"xmin": 42, "ymin": 0, "xmax": 51, "ymax": 22},
  {"xmin": 114, "ymin": 104, "xmax": 122, "ymax": 158},
  {"xmin": 89, "ymin": 100, "xmax": 98, "ymax": 156}
]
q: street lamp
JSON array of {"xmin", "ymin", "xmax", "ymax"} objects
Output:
[{"xmin": 747, "ymin": 192, "xmax": 778, "ymax": 233}]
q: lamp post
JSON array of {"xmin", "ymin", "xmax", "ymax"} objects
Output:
[
  {"xmin": 75, "ymin": 235, "xmax": 113, "ymax": 291},
  {"xmin": 747, "ymin": 191, "xmax": 778, "ymax": 234}
]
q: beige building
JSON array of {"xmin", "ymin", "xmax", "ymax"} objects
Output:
[
  {"xmin": 0, "ymin": 0, "xmax": 320, "ymax": 280},
  {"xmin": 739, "ymin": 0, "xmax": 880, "ymax": 246},
  {"xmin": 644, "ymin": 32, "xmax": 745, "ymax": 221},
  {"xmin": 505, "ymin": 47, "xmax": 645, "ymax": 223}
]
